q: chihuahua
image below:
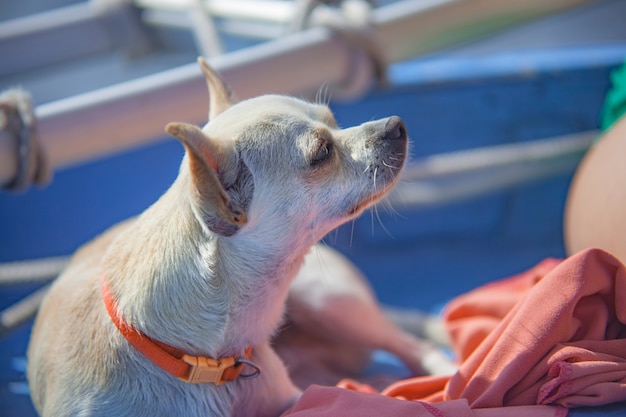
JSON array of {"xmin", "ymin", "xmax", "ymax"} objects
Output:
[{"xmin": 27, "ymin": 58, "xmax": 436, "ymax": 417}]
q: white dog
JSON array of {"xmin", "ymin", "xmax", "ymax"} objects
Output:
[{"xmin": 27, "ymin": 58, "xmax": 435, "ymax": 417}]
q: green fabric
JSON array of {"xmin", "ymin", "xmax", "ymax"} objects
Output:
[{"xmin": 601, "ymin": 60, "xmax": 626, "ymax": 131}]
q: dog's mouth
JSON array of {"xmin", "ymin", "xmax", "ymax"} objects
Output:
[
  {"xmin": 347, "ymin": 197, "xmax": 379, "ymax": 218},
  {"xmin": 347, "ymin": 177, "xmax": 400, "ymax": 218}
]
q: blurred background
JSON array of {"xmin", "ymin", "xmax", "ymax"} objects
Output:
[{"xmin": 1, "ymin": 0, "xmax": 626, "ymax": 415}]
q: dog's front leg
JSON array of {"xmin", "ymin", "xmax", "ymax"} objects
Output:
[{"xmin": 234, "ymin": 343, "xmax": 301, "ymax": 417}]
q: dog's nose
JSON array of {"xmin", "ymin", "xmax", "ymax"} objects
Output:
[{"xmin": 384, "ymin": 116, "xmax": 407, "ymax": 142}]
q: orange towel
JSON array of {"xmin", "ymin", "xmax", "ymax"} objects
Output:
[{"xmin": 282, "ymin": 248, "xmax": 626, "ymax": 417}]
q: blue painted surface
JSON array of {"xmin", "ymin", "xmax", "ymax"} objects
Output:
[{"xmin": 0, "ymin": 48, "xmax": 624, "ymax": 416}]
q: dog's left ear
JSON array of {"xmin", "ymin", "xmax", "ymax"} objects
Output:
[
  {"xmin": 198, "ymin": 57, "xmax": 235, "ymax": 121},
  {"xmin": 166, "ymin": 122, "xmax": 247, "ymax": 236}
]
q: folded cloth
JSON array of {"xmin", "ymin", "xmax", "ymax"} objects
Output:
[
  {"xmin": 281, "ymin": 248, "xmax": 626, "ymax": 417},
  {"xmin": 284, "ymin": 384, "xmax": 564, "ymax": 417},
  {"xmin": 283, "ymin": 384, "xmax": 478, "ymax": 417},
  {"xmin": 443, "ymin": 248, "xmax": 626, "ymax": 409}
]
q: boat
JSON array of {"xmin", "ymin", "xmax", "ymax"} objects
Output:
[{"xmin": 1, "ymin": 0, "xmax": 625, "ymax": 415}]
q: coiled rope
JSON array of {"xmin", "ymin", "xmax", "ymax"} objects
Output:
[{"xmin": 0, "ymin": 256, "xmax": 69, "ymax": 337}]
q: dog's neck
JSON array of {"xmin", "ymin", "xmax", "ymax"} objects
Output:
[{"xmin": 104, "ymin": 175, "xmax": 310, "ymax": 359}]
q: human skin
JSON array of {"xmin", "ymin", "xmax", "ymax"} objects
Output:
[{"xmin": 564, "ymin": 115, "xmax": 626, "ymax": 264}]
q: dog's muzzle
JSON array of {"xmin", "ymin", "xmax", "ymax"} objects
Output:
[{"xmin": 382, "ymin": 116, "xmax": 408, "ymax": 152}]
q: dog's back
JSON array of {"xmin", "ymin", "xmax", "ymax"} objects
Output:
[{"xmin": 28, "ymin": 221, "xmax": 132, "ymax": 414}]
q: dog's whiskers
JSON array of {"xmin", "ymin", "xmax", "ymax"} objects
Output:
[
  {"xmin": 313, "ymin": 242, "xmax": 333, "ymax": 284},
  {"xmin": 349, "ymin": 220, "xmax": 356, "ymax": 247},
  {"xmin": 373, "ymin": 204, "xmax": 394, "ymax": 238},
  {"xmin": 373, "ymin": 166, "xmax": 378, "ymax": 190},
  {"xmin": 315, "ymin": 83, "xmax": 333, "ymax": 106},
  {"xmin": 382, "ymin": 160, "xmax": 398, "ymax": 170}
]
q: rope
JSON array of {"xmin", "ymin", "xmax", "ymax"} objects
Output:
[
  {"xmin": 0, "ymin": 88, "xmax": 51, "ymax": 190},
  {"xmin": 0, "ymin": 256, "xmax": 69, "ymax": 285},
  {"xmin": 0, "ymin": 284, "xmax": 51, "ymax": 337},
  {"xmin": 0, "ymin": 256, "xmax": 69, "ymax": 337},
  {"xmin": 391, "ymin": 131, "xmax": 597, "ymax": 208},
  {"xmin": 289, "ymin": 0, "xmax": 386, "ymax": 99},
  {"xmin": 401, "ymin": 130, "xmax": 597, "ymax": 182}
]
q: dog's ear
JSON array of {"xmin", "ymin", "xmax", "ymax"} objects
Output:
[
  {"xmin": 166, "ymin": 122, "xmax": 247, "ymax": 236},
  {"xmin": 198, "ymin": 57, "xmax": 235, "ymax": 121}
]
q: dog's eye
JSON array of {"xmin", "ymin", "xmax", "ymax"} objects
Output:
[{"xmin": 311, "ymin": 140, "xmax": 333, "ymax": 166}]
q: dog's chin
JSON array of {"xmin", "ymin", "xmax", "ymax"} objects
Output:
[{"xmin": 346, "ymin": 184, "xmax": 396, "ymax": 219}]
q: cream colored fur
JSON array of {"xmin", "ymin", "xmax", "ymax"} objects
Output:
[{"xmin": 27, "ymin": 58, "xmax": 426, "ymax": 417}]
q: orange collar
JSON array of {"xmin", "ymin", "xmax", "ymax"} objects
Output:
[{"xmin": 101, "ymin": 280, "xmax": 259, "ymax": 384}]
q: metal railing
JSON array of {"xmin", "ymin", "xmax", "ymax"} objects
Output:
[{"xmin": 0, "ymin": 0, "xmax": 592, "ymax": 187}]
